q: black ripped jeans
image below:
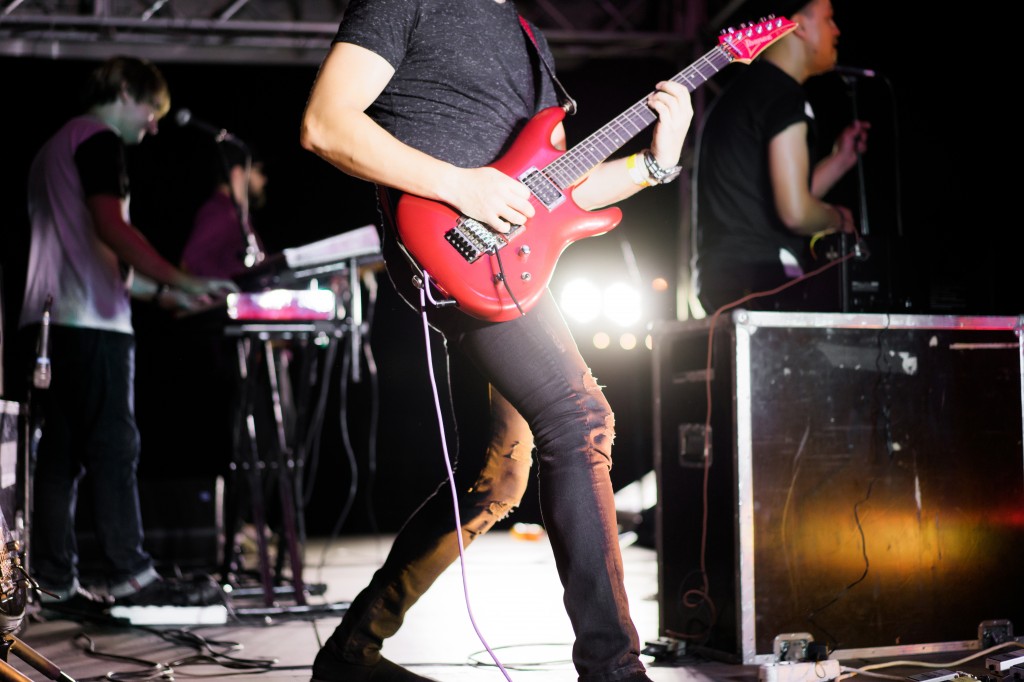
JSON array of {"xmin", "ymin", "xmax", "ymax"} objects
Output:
[{"xmin": 314, "ymin": 206, "xmax": 649, "ymax": 682}]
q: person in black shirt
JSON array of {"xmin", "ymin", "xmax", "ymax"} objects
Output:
[{"xmin": 692, "ymin": 0, "xmax": 869, "ymax": 314}]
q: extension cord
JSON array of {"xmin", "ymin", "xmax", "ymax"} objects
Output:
[{"xmin": 759, "ymin": 660, "xmax": 842, "ymax": 682}]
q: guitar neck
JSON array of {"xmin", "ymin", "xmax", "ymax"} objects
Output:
[{"xmin": 544, "ymin": 44, "xmax": 735, "ymax": 188}]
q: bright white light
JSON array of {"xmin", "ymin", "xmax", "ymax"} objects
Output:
[
  {"xmin": 604, "ymin": 283, "xmax": 642, "ymax": 327},
  {"xmin": 560, "ymin": 279, "xmax": 602, "ymax": 323},
  {"xmin": 593, "ymin": 332, "xmax": 611, "ymax": 349},
  {"xmin": 619, "ymin": 333, "xmax": 637, "ymax": 350}
]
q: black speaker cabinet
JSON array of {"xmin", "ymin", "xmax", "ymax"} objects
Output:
[{"xmin": 652, "ymin": 311, "xmax": 1024, "ymax": 664}]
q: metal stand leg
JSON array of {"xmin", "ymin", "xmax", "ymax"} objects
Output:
[
  {"xmin": 262, "ymin": 340, "xmax": 306, "ymax": 606},
  {"xmin": 222, "ymin": 330, "xmax": 348, "ymax": 619},
  {"xmin": 0, "ymin": 634, "xmax": 75, "ymax": 682},
  {"xmin": 232, "ymin": 336, "xmax": 276, "ymax": 607}
]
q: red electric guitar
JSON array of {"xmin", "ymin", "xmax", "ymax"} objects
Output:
[{"xmin": 396, "ymin": 16, "xmax": 797, "ymax": 322}]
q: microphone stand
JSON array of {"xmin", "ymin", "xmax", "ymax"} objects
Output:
[
  {"xmin": 842, "ymin": 75, "xmax": 871, "ymax": 238},
  {"xmin": 214, "ymin": 142, "xmax": 265, "ymax": 270},
  {"xmin": 239, "ymin": 152, "xmax": 265, "ymax": 270},
  {"xmin": 1, "ymin": 633, "xmax": 76, "ymax": 682},
  {"xmin": 0, "ymin": 518, "xmax": 76, "ymax": 681},
  {"xmin": 839, "ymin": 73, "xmax": 870, "ymax": 312},
  {"xmin": 21, "ymin": 295, "xmax": 54, "ymax": 583}
]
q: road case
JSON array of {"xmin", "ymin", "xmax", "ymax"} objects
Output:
[{"xmin": 652, "ymin": 311, "xmax": 1024, "ymax": 664}]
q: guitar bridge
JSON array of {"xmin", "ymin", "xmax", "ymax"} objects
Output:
[
  {"xmin": 445, "ymin": 216, "xmax": 522, "ymax": 263},
  {"xmin": 520, "ymin": 167, "xmax": 565, "ymax": 210}
]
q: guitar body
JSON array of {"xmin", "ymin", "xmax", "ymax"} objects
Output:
[
  {"xmin": 396, "ymin": 106, "xmax": 622, "ymax": 322},
  {"xmin": 393, "ymin": 17, "xmax": 795, "ymax": 322}
]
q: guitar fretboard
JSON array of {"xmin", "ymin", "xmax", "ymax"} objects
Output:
[{"xmin": 544, "ymin": 44, "xmax": 735, "ymax": 189}]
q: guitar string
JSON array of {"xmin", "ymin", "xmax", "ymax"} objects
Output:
[
  {"xmin": 480, "ymin": 46, "xmax": 736, "ymax": 317},
  {"xmin": 542, "ymin": 46, "xmax": 733, "ymax": 190}
]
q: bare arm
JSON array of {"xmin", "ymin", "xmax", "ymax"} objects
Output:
[
  {"xmin": 768, "ymin": 122, "xmax": 855, "ymax": 237},
  {"xmin": 300, "ymin": 42, "xmax": 535, "ymax": 231},
  {"xmin": 811, "ymin": 119, "xmax": 870, "ymax": 196},
  {"xmin": 301, "ymin": 44, "xmax": 693, "ymax": 226},
  {"xmin": 88, "ymin": 194, "xmax": 238, "ymax": 299},
  {"xmin": 573, "ymin": 79, "xmax": 694, "ymax": 211}
]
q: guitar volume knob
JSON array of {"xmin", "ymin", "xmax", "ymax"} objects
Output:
[{"xmin": 518, "ymin": 245, "xmax": 531, "ymax": 257}]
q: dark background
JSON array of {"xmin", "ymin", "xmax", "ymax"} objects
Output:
[{"xmin": 0, "ymin": 2, "xmax": 1017, "ymax": 541}]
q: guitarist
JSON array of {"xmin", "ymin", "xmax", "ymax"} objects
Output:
[
  {"xmin": 300, "ymin": 1, "xmax": 692, "ymax": 681},
  {"xmin": 691, "ymin": 0, "xmax": 870, "ymax": 314}
]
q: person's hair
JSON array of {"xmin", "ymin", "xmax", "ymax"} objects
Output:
[
  {"xmin": 721, "ymin": 0, "xmax": 813, "ymax": 30},
  {"xmin": 82, "ymin": 55, "xmax": 171, "ymax": 118},
  {"xmin": 211, "ymin": 141, "xmax": 262, "ymax": 185},
  {"xmin": 219, "ymin": 142, "xmax": 256, "ymax": 173}
]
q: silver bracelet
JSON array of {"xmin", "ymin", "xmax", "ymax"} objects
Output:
[{"xmin": 642, "ymin": 150, "xmax": 683, "ymax": 185}]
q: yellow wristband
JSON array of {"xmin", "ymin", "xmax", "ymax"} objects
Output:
[{"xmin": 626, "ymin": 152, "xmax": 650, "ymax": 188}]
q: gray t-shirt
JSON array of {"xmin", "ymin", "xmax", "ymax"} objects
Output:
[{"xmin": 334, "ymin": 0, "xmax": 560, "ymax": 167}]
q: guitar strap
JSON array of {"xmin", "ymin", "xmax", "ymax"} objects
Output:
[{"xmin": 518, "ymin": 14, "xmax": 577, "ymax": 115}]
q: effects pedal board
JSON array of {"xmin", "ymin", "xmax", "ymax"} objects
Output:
[
  {"xmin": 907, "ymin": 671, "xmax": 981, "ymax": 682},
  {"xmin": 987, "ymin": 649, "xmax": 1024, "ymax": 674}
]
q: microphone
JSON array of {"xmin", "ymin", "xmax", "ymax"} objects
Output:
[
  {"xmin": 834, "ymin": 65, "xmax": 877, "ymax": 79},
  {"xmin": 32, "ymin": 295, "xmax": 52, "ymax": 390},
  {"xmin": 173, "ymin": 108, "xmax": 246, "ymax": 147}
]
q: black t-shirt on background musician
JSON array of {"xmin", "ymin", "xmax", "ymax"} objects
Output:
[{"xmin": 692, "ymin": 60, "xmax": 841, "ymax": 313}]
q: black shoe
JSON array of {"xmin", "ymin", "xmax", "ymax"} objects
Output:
[
  {"xmin": 311, "ymin": 644, "xmax": 437, "ymax": 682},
  {"xmin": 116, "ymin": 576, "xmax": 223, "ymax": 607},
  {"xmin": 38, "ymin": 586, "xmax": 113, "ymax": 622}
]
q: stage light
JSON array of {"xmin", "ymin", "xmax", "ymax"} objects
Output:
[
  {"xmin": 603, "ymin": 282, "xmax": 642, "ymax": 327},
  {"xmin": 560, "ymin": 278, "xmax": 602, "ymax": 323},
  {"xmin": 593, "ymin": 331, "xmax": 611, "ymax": 349},
  {"xmin": 619, "ymin": 333, "xmax": 638, "ymax": 350}
]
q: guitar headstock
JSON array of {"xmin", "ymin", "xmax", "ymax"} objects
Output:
[{"xmin": 718, "ymin": 16, "xmax": 798, "ymax": 64}]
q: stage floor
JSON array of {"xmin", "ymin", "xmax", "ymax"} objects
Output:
[{"xmin": 5, "ymin": 531, "xmax": 1017, "ymax": 682}]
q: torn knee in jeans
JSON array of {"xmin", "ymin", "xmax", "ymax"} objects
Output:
[
  {"xmin": 467, "ymin": 476, "xmax": 527, "ymax": 522},
  {"xmin": 463, "ymin": 499, "xmax": 516, "ymax": 536},
  {"xmin": 581, "ymin": 369, "xmax": 616, "ymax": 461},
  {"xmin": 464, "ymin": 438, "xmax": 532, "ymax": 535},
  {"xmin": 504, "ymin": 438, "xmax": 533, "ymax": 462},
  {"xmin": 484, "ymin": 499, "xmax": 516, "ymax": 523}
]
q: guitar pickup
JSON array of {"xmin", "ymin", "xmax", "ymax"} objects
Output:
[
  {"xmin": 520, "ymin": 167, "xmax": 565, "ymax": 211},
  {"xmin": 445, "ymin": 216, "xmax": 518, "ymax": 263}
]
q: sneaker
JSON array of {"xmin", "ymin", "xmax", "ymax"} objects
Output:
[
  {"xmin": 115, "ymin": 576, "xmax": 224, "ymax": 607},
  {"xmin": 38, "ymin": 585, "xmax": 113, "ymax": 622},
  {"xmin": 311, "ymin": 642, "xmax": 438, "ymax": 682}
]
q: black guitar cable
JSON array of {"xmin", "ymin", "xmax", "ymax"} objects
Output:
[{"xmin": 490, "ymin": 238, "xmax": 527, "ymax": 318}]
